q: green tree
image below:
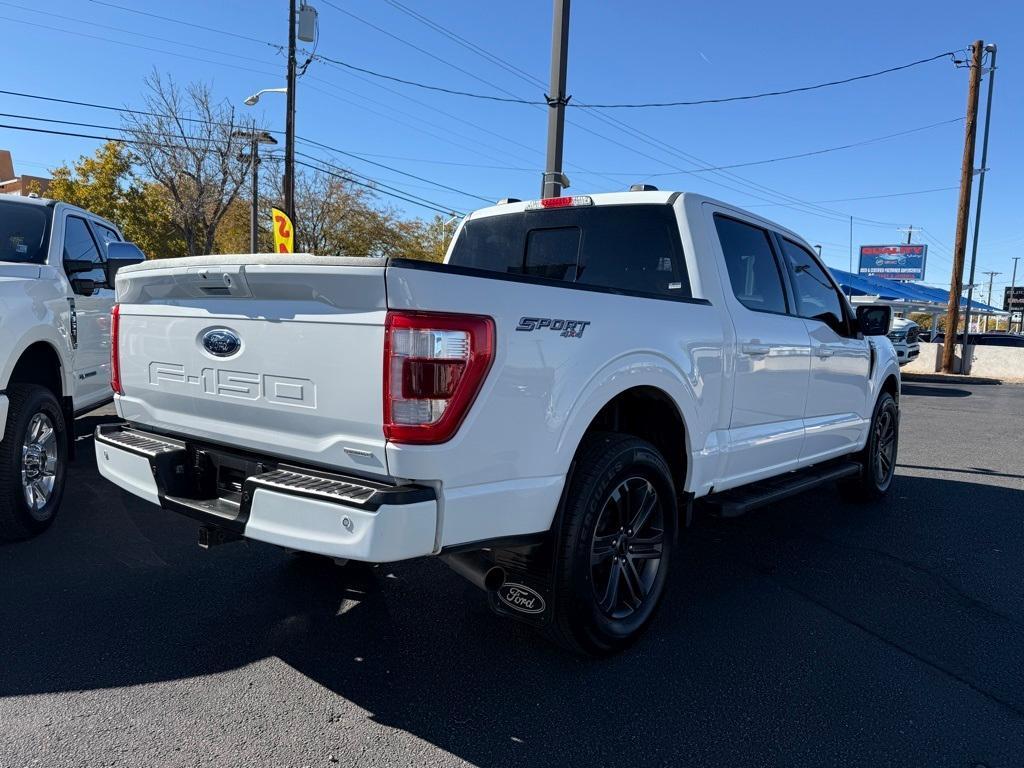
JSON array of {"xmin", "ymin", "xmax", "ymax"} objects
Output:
[{"xmin": 47, "ymin": 141, "xmax": 185, "ymax": 259}]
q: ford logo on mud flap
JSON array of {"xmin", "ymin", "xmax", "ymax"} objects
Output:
[
  {"xmin": 202, "ymin": 328, "xmax": 241, "ymax": 357},
  {"xmin": 497, "ymin": 583, "xmax": 546, "ymax": 615}
]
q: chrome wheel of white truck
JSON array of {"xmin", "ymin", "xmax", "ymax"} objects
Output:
[{"xmin": 0, "ymin": 385, "xmax": 68, "ymax": 541}]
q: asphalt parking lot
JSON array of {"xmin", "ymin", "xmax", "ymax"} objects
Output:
[{"xmin": 2, "ymin": 381, "xmax": 1023, "ymax": 768}]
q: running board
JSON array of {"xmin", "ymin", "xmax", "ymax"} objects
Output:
[{"xmin": 703, "ymin": 460, "xmax": 861, "ymax": 518}]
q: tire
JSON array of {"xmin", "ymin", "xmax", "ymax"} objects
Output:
[
  {"xmin": 840, "ymin": 392, "xmax": 899, "ymax": 501},
  {"xmin": 545, "ymin": 432, "xmax": 678, "ymax": 656},
  {"xmin": 0, "ymin": 384, "xmax": 69, "ymax": 542}
]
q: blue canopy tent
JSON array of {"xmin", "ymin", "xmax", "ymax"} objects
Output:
[{"xmin": 829, "ymin": 269, "xmax": 1004, "ymax": 316}]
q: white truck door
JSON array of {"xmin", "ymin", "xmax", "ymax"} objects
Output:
[
  {"xmin": 709, "ymin": 210, "xmax": 811, "ymax": 488},
  {"xmin": 776, "ymin": 237, "xmax": 871, "ymax": 463},
  {"xmin": 60, "ymin": 214, "xmax": 113, "ymax": 411}
]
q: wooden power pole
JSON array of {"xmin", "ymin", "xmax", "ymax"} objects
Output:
[
  {"xmin": 942, "ymin": 40, "xmax": 984, "ymax": 373},
  {"xmin": 541, "ymin": 0, "xmax": 571, "ymax": 199}
]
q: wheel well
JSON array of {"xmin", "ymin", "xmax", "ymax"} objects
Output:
[
  {"xmin": 584, "ymin": 386, "xmax": 688, "ymax": 491},
  {"xmin": 881, "ymin": 374, "xmax": 899, "ymax": 405},
  {"xmin": 9, "ymin": 342, "xmax": 64, "ymax": 400}
]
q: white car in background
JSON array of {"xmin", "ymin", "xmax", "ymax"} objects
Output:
[{"xmin": 888, "ymin": 317, "xmax": 921, "ymax": 366}]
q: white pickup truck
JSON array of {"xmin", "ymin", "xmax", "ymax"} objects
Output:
[
  {"xmin": 95, "ymin": 190, "xmax": 900, "ymax": 654},
  {"xmin": 1, "ymin": 195, "xmax": 143, "ymax": 540}
]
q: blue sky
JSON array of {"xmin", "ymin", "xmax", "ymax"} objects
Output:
[{"xmin": 2, "ymin": 0, "xmax": 1021, "ymax": 298}]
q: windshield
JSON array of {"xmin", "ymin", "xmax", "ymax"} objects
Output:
[{"xmin": 0, "ymin": 200, "xmax": 52, "ymax": 264}]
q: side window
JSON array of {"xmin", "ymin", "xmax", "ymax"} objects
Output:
[
  {"xmin": 713, "ymin": 214, "xmax": 788, "ymax": 314},
  {"xmin": 779, "ymin": 238, "xmax": 848, "ymax": 335},
  {"xmin": 577, "ymin": 206, "xmax": 691, "ymax": 298},
  {"xmin": 92, "ymin": 222, "xmax": 122, "ymax": 253},
  {"xmin": 522, "ymin": 227, "xmax": 579, "ymax": 280},
  {"xmin": 62, "ymin": 215, "xmax": 105, "ymax": 284}
]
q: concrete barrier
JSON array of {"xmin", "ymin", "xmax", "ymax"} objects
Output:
[{"xmin": 903, "ymin": 341, "xmax": 1024, "ymax": 381}]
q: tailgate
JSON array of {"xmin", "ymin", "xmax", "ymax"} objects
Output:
[{"xmin": 114, "ymin": 255, "xmax": 389, "ymax": 476}]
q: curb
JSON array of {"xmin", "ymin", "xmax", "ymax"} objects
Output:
[{"xmin": 901, "ymin": 372, "xmax": 1006, "ymax": 386}]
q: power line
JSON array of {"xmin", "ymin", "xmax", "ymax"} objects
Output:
[
  {"xmin": 0, "ymin": 119, "xmax": 461, "ymax": 215},
  {"xmin": 0, "ymin": 0, "xmax": 279, "ymax": 65},
  {"xmin": 0, "ymin": 90, "xmax": 493, "ymax": 204},
  {"xmin": 306, "ymin": 48, "xmax": 958, "ymax": 112},
  {"xmin": 346, "ymin": 2, "xmax": 902, "ymax": 228},
  {"xmin": 313, "ymin": 53, "xmax": 542, "ymax": 104},
  {"xmin": 576, "ymin": 51, "xmax": 959, "ymax": 108},
  {"xmin": 85, "ymin": 0, "xmax": 277, "ymax": 47},
  {"xmin": 746, "ymin": 185, "xmax": 959, "ymax": 206},
  {"xmin": 0, "ymin": 13, "xmax": 279, "ymax": 78},
  {"xmin": 635, "ymin": 118, "xmax": 965, "ymax": 176},
  {"xmin": 292, "ymin": 157, "xmax": 458, "ymax": 216}
]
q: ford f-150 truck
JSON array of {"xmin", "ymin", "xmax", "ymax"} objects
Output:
[
  {"xmin": 95, "ymin": 190, "xmax": 899, "ymax": 655},
  {"xmin": 1, "ymin": 195, "xmax": 143, "ymax": 541}
]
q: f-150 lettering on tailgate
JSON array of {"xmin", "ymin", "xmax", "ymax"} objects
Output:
[{"xmin": 148, "ymin": 362, "xmax": 316, "ymax": 408}]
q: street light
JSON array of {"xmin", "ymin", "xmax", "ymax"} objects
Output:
[
  {"xmin": 243, "ymin": 86, "xmax": 292, "ymax": 238},
  {"xmin": 244, "ymin": 87, "xmax": 287, "ymax": 106}
]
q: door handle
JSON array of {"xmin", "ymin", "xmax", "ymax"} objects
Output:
[
  {"xmin": 741, "ymin": 342, "xmax": 771, "ymax": 357},
  {"xmin": 816, "ymin": 347, "xmax": 835, "ymax": 359}
]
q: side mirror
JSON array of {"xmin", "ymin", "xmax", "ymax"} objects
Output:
[
  {"xmin": 856, "ymin": 305, "xmax": 892, "ymax": 336},
  {"xmin": 105, "ymin": 242, "xmax": 147, "ymax": 287},
  {"xmin": 70, "ymin": 277, "xmax": 97, "ymax": 297}
]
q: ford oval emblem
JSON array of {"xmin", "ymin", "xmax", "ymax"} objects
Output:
[
  {"xmin": 497, "ymin": 583, "xmax": 546, "ymax": 615},
  {"xmin": 202, "ymin": 328, "xmax": 241, "ymax": 357}
]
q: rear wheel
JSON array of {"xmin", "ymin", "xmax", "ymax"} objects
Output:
[
  {"xmin": 841, "ymin": 391, "xmax": 899, "ymax": 501},
  {"xmin": 0, "ymin": 384, "xmax": 69, "ymax": 541},
  {"xmin": 546, "ymin": 432, "xmax": 677, "ymax": 656}
]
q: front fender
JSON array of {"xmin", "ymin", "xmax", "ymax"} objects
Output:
[{"xmin": 0, "ymin": 270, "xmax": 74, "ymax": 394}]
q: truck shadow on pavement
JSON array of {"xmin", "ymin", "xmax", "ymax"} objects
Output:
[{"xmin": 2, "ymin": 413, "xmax": 1023, "ymax": 766}]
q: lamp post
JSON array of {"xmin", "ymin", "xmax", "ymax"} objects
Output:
[{"xmin": 232, "ymin": 129, "xmax": 278, "ymax": 253}]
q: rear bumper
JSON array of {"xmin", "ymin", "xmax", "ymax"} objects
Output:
[{"xmin": 94, "ymin": 424, "xmax": 438, "ymax": 562}]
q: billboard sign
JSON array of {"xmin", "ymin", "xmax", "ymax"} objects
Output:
[
  {"xmin": 1004, "ymin": 286, "xmax": 1024, "ymax": 312},
  {"xmin": 858, "ymin": 244, "xmax": 928, "ymax": 281}
]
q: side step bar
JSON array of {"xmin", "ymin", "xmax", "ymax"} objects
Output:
[{"xmin": 703, "ymin": 460, "xmax": 861, "ymax": 518}]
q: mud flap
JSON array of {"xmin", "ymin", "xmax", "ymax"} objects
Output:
[{"xmin": 486, "ymin": 540, "xmax": 557, "ymax": 628}]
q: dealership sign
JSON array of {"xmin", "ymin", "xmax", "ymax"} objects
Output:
[
  {"xmin": 1004, "ymin": 286, "xmax": 1024, "ymax": 312},
  {"xmin": 858, "ymin": 244, "xmax": 928, "ymax": 281}
]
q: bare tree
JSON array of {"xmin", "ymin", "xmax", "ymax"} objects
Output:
[{"xmin": 123, "ymin": 71, "xmax": 256, "ymax": 256}]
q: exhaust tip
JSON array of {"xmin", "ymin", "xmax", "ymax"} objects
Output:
[{"xmin": 483, "ymin": 566, "xmax": 506, "ymax": 592}]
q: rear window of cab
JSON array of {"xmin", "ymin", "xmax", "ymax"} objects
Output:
[
  {"xmin": 0, "ymin": 200, "xmax": 52, "ymax": 265},
  {"xmin": 448, "ymin": 204, "xmax": 691, "ymax": 300}
]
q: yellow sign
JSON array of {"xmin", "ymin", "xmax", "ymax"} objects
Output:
[{"xmin": 271, "ymin": 208, "xmax": 294, "ymax": 254}]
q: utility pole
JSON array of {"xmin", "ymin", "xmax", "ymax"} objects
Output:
[
  {"xmin": 898, "ymin": 225, "xmax": 922, "ymax": 245},
  {"xmin": 284, "ymin": 0, "xmax": 298, "ymax": 225},
  {"xmin": 541, "ymin": 0, "xmax": 571, "ymax": 199},
  {"xmin": 232, "ymin": 129, "xmax": 278, "ymax": 253},
  {"xmin": 1009, "ymin": 256, "xmax": 1020, "ymax": 332},
  {"xmin": 960, "ymin": 44, "xmax": 998, "ymax": 351},
  {"xmin": 982, "ymin": 271, "xmax": 1000, "ymax": 331},
  {"xmin": 942, "ymin": 40, "xmax": 984, "ymax": 374}
]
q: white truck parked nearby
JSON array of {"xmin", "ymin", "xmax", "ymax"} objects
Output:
[
  {"xmin": 888, "ymin": 316, "xmax": 921, "ymax": 366},
  {"xmin": 1, "ymin": 195, "xmax": 143, "ymax": 540},
  {"xmin": 95, "ymin": 190, "xmax": 900, "ymax": 654}
]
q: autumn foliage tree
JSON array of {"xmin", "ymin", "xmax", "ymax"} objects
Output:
[{"xmin": 46, "ymin": 141, "xmax": 185, "ymax": 259}]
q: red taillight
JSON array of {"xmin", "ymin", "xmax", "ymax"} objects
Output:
[
  {"xmin": 110, "ymin": 304, "xmax": 123, "ymax": 395},
  {"xmin": 383, "ymin": 311, "xmax": 494, "ymax": 444}
]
